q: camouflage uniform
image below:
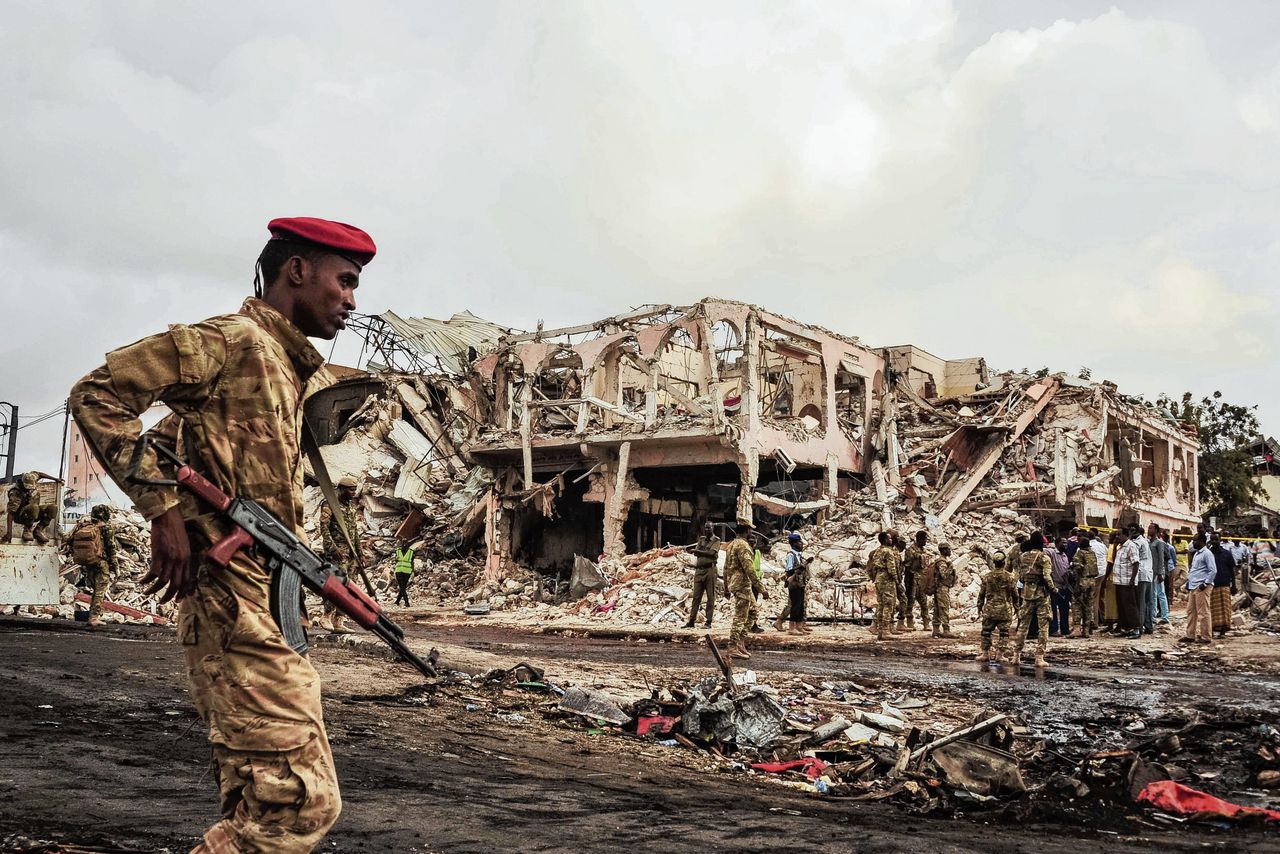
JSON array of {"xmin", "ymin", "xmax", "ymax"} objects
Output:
[
  {"xmin": 867, "ymin": 546, "xmax": 899, "ymax": 638},
  {"xmin": 1013, "ymin": 550, "xmax": 1055, "ymax": 662},
  {"xmin": 70, "ymin": 507, "xmax": 118, "ymax": 621},
  {"xmin": 976, "ymin": 564, "xmax": 1016, "ymax": 661},
  {"xmin": 723, "ymin": 536, "xmax": 755, "ymax": 648},
  {"xmin": 318, "ymin": 498, "xmax": 359, "ymax": 625},
  {"xmin": 1070, "ymin": 548, "xmax": 1099, "ymax": 635},
  {"xmin": 70, "ymin": 298, "xmax": 342, "ymax": 853},
  {"xmin": 902, "ymin": 544, "xmax": 930, "ymax": 630},
  {"xmin": 7, "ymin": 473, "xmax": 57, "ymax": 544},
  {"xmin": 747, "ymin": 548, "xmax": 764, "ymax": 629},
  {"xmin": 932, "ymin": 555, "xmax": 956, "ymax": 635}
]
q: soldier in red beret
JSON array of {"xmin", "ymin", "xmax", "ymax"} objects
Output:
[{"xmin": 70, "ymin": 217, "xmax": 376, "ymax": 853}]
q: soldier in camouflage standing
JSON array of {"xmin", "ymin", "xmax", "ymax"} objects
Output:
[
  {"xmin": 319, "ymin": 481, "xmax": 360, "ymax": 632},
  {"xmin": 867, "ymin": 532, "xmax": 899, "ymax": 641},
  {"xmin": 931, "ymin": 542, "xmax": 957, "ymax": 638},
  {"xmin": 69, "ymin": 504, "xmax": 118, "ymax": 626},
  {"xmin": 891, "ymin": 530, "xmax": 910, "ymax": 633},
  {"xmin": 975, "ymin": 550, "xmax": 1016, "ymax": 663},
  {"xmin": 1069, "ymin": 530, "xmax": 1099, "ymax": 637},
  {"xmin": 70, "ymin": 216, "xmax": 375, "ymax": 852},
  {"xmin": 1005, "ymin": 531, "xmax": 1027, "ymax": 579},
  {"xmin": 902, "ymin": 530, "xmax": 931, "ymax": 632},
  {"xmin": 1011, "ymin": 531, "xmax": 1058, "ymax": 667},
  {"xmin": 6, "ymin": 471, "xmax": 59, "ymax": 544},
  {"xmin": 722, "ymin": 523, "xmax": 757, "ymax": 659}
]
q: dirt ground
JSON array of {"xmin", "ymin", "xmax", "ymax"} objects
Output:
[{"xmin": 1, "ymin": 615, "xmax": 1278, "ymax": 853}]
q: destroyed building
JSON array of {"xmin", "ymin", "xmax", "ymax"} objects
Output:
[
  {"xmin": 327, "ymin": 298, "xmax": 1203, "ymax": 594},
  {"xmin": 888, "ymin": 346, "xmax": 1204, "ymax": 532}
]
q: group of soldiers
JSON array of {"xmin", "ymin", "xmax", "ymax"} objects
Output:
[
  {"xmin": 866, "ymin": 529, "xmax": 959, "ymax": 641},
  {"xmin": 854, "ymin": 525, "xmax": 1105, "ymax": 668},
  {"xmin": 6, "ymin": 471, "xmax": 118, "ymax": 625}
]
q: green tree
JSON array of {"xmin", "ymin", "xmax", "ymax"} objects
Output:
[{"xmin": 1158, "ymin": 391, "xmax": 1262, "ymax": 517}]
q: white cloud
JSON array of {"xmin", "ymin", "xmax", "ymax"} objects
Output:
[{"xmin": 1, "ymin": 1, "xmax": 1277, "ymax": 474}]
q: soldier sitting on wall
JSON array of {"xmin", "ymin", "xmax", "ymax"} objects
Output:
[{"xmin": 6, "ymin": 471, "xmax": 59, "ymax": 544}]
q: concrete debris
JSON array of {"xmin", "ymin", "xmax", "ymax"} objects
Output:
[{"xmin": 2, "ymin": 507, "xmax": 171, "ymax": 625}]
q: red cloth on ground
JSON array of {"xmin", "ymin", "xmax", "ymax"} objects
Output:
[
  {"xmin": 750, "ymin": 757, "xmax": 830, "ymax": 780},
  {"xmin": 1136, "ymin": 780, "xmax": 1280, "ymax": 822}
]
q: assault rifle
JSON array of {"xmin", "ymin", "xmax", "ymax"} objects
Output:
[{"xmin": 126, "ymin": 434, "xmax": 437, "ymax": 678}]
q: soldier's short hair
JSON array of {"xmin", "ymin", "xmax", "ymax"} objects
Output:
[{"xmin": 257, "ymin": 239, "xmax": 328, "ymax": 292}]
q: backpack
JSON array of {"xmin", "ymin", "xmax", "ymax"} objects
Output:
[
  {"xmin": 71, "ymin": 522, "xmax": 104, "ymax": 563},
  {"xmin": 918, "ymin": 554, "xmax": 938, "ymax": 595}
]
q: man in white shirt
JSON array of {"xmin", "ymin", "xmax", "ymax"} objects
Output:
[
  {"xmin": 1087, "ymin": 530, "xmax": 1109, "ymax": 629},
  {"xmin": 1134, "ymin": 528, "xmax": 1154, "ymax": 635},
  {"xmin": 1113, "ymin": 527, "xmax": 1142, "ymax": 638}
]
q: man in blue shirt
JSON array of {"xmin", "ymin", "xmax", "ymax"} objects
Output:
[{"xmin": 1180, "ymin": 532, "xmax": 1215, "ymax": 644}]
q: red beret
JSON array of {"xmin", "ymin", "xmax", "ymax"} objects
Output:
[{"xmin": 267, "ymin": 217, "xmax": 376, "ymax": 268}]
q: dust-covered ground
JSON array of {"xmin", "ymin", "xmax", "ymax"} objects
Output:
[{"xmin": 1, "ymin": 615, "xmax": 1278, "ymax": 853}]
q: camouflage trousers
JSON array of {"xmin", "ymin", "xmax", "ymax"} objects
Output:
[
  {"xmin": 932, "ymin": 586, "xmax": 952, "ymax": 633},
  {"xmin": 1073, "ymin": 579, "xmax": 1097, "ymax": 633},
  {"xmin": 181, "ymin": 560, "xmax": 341, "ymax": 853},
  {"xmin": 82, "ymin": 560, "xmax": 111, "ymax": 618},
  {"xmin": 726, "ymin": 572, "xmax": 754, "ymax": 645},
  {"xmin": 894, "ymin": 571, "xmax": 909, "ymax": 622},
  {"xmin": 1013, "ymin": 594, "xmax": 1051, "ymax": 657},
  {"xmin": 980, "ymin": 616, "xmax": 1011, "ymax": 657},
  {"xmin": 909, "ymin": 576, "xmax": 930, "ymax": 629},
  {"xmin": 874, "ymin": 575, "xmax": 897, "ymax": 635},
  {"xmin": 13, "ymin": 501, "xmax": 55, "ymax": 543},
  {"xmin": 747, "ymin": 579, "xmax": 763, "ymax": 627}
]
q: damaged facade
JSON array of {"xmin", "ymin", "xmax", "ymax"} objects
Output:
[
  {"xmin": 326, "ymin": 298, "xmax": 1202, "ymax": 594},
  {"xmin": 464, "ymin": 299, "xmax": 881, "ymax": 578},
  {"xmin": 887, "ymin": 346, "xmax": 1203, "ymax": 532}
]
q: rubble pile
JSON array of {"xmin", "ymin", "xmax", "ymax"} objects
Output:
[
  {"xmin": 509, "ymin": 501, "xmax": 1038, "ymax": 627},
  {"xmin": 454, "ymin": 653, "xmax": 1280, "ymax": 825}
]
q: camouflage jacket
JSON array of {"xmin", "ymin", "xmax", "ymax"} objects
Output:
[
  {"xmin": 69, "ymin": 299, "xmax": 332, "ymax": 587},
  {"xmin": 867, "ymin": 546, "xmax": 899, "ymax": 583},
  {"xmin": 723, "ymin": 537, "xmax": 754, "ymax": 584},
  {"xmin": 1019, "ymin": 550, "xmax": 1055, "ymax": 597},
  {"xmin": 934, "ymin": 556, "xmax": 956, "ymax": 589},
  {"xmin": 319, "ymin": 499, "xmax": 359, "ymax": 563},
  {"xmin": 1069, "ymin": 548, "xmax": 1098, "ymax": 586},
  {"xmin": 903, "ymin": 544, "xmax": 926, "ymax": 577},
  {"xmin": 977, "ymin": 566, "xmax": 1016, "ymax": 621},
  {"xmin": 1006, "ymin": 545, "xmax": 1024, "ymax": 576}
]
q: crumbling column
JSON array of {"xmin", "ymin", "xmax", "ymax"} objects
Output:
[
  {"xmin": 603, "ymin": 441, "xmax": 632, "ymax": 558},
  {"xmin": 484, "ymin": 490, "xmax": 504, "ymax": 582},
  {"xmin": 736, "ymin": 447, "xmax": 759, "ymax": 524},
  {"xmin": 645, "ymin": 362, "xmax": 659, "ymax": 427},
  {"xmin": 744, "ymin": 313, "xmax": 761, "ymax": 432},
  {"xmin": 519, "ymin": 381, "xmax": 534, "ymax": 488}
]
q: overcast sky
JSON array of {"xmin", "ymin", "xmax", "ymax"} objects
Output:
[{"xmin": 3, "ymin": 1, "xmax": 1277, "ymax": 478}]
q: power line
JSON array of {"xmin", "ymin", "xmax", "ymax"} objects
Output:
[{"xmin": 14, "ymin": 407, "xmax": 66, "ymax": 431}]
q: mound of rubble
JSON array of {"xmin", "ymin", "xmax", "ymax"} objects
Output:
[{"xmin": 4, "ymin": 508, "xmax": 172, "ymax": 625}]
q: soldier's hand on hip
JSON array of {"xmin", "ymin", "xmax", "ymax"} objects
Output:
[{"xmin": 146, "ymin": 507, "xmax": 195, "ymax": 603}]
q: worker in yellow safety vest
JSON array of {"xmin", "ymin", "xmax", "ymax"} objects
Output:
[{"xmin": 394, "ymin": 537, "xmax": 417, "ymax": 607}]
